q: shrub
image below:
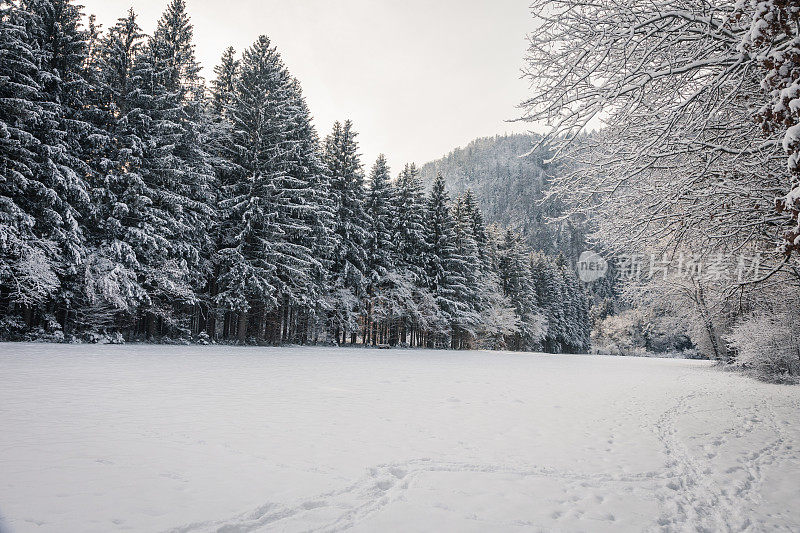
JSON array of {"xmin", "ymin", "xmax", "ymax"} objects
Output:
[{"xmin": 727, "ymin": 312, "xmax": 800, "ymax": 378}]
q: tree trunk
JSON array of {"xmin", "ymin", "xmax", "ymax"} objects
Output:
[
  {"xmin": 146, "ymin": 312, "xmax": 157, "ymax": 340},
  {"xmin": 206, "ymin": 265, "xmax": 219, "ymax": 338},
  {"xmin": 237, "ymin": 311, "xmax": 248, "ymax": 343}
]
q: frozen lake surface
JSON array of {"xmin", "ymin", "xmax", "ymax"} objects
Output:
[{"xmin": 1, "ymin": 343, "xmax": 798, "ymax": 532}]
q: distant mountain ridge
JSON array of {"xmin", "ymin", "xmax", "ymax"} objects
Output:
[{"xmin": 418, "ymin": 133, "xmax": 584, "ymax": 257}]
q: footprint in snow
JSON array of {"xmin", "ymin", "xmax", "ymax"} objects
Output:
[
  {"xmin": 301, "ymin": 500, "xmax": 326, "ymax": 510},
  {"xmin": 375, "ymin": 480, "xmax": 394, "ymax": 491}
]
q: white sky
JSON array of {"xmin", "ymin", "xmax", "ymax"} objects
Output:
[{"xmin": 80, "ymin": 0, "xmax": 540, "ymax": 173}]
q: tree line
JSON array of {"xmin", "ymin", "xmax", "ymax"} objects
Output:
[{"xmin": 0, "ymin": 0, "xmax": 591, "ymax": 351}]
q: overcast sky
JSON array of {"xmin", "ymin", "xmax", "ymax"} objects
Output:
[{"xmin": 80, "ymin": 0, "xmax": 538, "ymax": 173}]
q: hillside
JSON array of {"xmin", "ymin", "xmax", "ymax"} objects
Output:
[{"xmin": 418, "ymin": 134, "xmax": 584, "ymax": 257}]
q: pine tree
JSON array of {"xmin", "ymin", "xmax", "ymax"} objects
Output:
[
  {"xmin": 455, "ymin": 194, "xmax": 521, "ymax": 349},
  {"xmin": 125, "ymin": 0, "xmax": 214, "ymax": 337},
  {"xmin": 0, "ymin": 0, "xmax": 97, "ymax": 331},
  {"xmin": 393, "ymin": 163, "xmax": 428, "ymax": 284},
  {"xmin": 365, "ymin": 155, "xmax": 394, "ymax": 282},
  {"xmin": 557, "ymin": 256, "xmax": 591, "ymax": 353},
  {"xmin": 22, "ymin": 0, "xmax": 93, "ymax": 258},
  {"xmin": 215, "ymin": 35, "xmax": 287, "ymax": 341},
  {"xmin": 210, "ymin": 46, "xmax": 239, "ymax": 118},
  {"xmin": 215, "ymin": 35, "xmax": 328, "ymax": 343},
  {"xmin": 450, "ymin": 194, "xmax": 483, "ymax": 348},
  {"xmin": 363, "ymin": 154, "xmax": 394, "ymax": 344},
  {"xmin": 274, "ymin": 77, "xmax": 333, "ymax": 343},
  {"xmin": 496, "ymin": 229, "xmax": 543, "ymax": 350},
  {"xmin": 76, "ymin": 8, "xmax": 148, "ymax": 330},
  {"xmin": 462, "ymin": 189, "xmax": 487, "ymax": 260},
  {"xmin": 0, "ymin": 0, "xmax": 62, "ymax": 317},
  {"xmin": 323, "ymin": 119, "xmax": 367, "ymax": 344},
  {"xmin": 381, "ymin": 163, "xmax": 432, "ymax": 346},
  {"xmin": 530, "ymin": 251, "xmax": 566, "ymax": 353},
  {"xmin": 426, "ymin": 172, "xmax": 474, "ymax": 347},
  {"xmin": 203, "ymin": 46, "xmax": 242, "ymax": 337},
  {"xmin": 80, "ymin": 11, "xmax": 114, "ymax": 208}
]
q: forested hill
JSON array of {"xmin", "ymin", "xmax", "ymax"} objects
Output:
[{"xmin": 418, "ymin": 134, "xmax": 585, "ymax": 257}]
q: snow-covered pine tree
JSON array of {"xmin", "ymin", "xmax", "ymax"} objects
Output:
[
  {"xmin": 495, "ymin": 228, "xmax": 544, "ymax": 350},
  {"xmin": 215, "ymin": 35, "xmax": 327, "ymax": 344},
  {"xmin": 274, "ymin": 77, "xmax": 333, "ymax": 344},
  {"xmin": 207, "ymin": 46, "xmax": 241, "ymax": 184},
  {"xmin": 202, "ymin": 46, "xmax": 242, "ymax": 338},
  {"xmin": 393, "ymin": 163, "xmax": 428, "ymax": 284},
  {"xmin": 126, "ymin": 0, "xmax": 214, "ymax": 338},
  {"xmin": 23, "ymin": 0, "xmax": 94, "ymax": 210},
  {"xmin": 80, "ymin": 11, "xmax": 115, "ymax": 213},
  {"xmin": 2, "ymin": 0, "xmax": 95, "ymax": 331},
  {"xmin": 462, "ymin": 189, "xmax": 487, "ymax": 258},
  {"xmin": 363, "ymin": 154, "xmax": 394, "ymax": 344},
  {"xmin": 530, "ymin": 251, "xmax": 566, "ymax": 353},
  {"xmin": 0, "ymin": 0, "xmax": 62, "ymax": 322},
  {"xmin": 451, "ymin": 194, "xmax": 485, "ymax": 348},
  {"xmin": 557, "ymin": 255, "xmax": 591, "ymax": 353},
  {"xmin": 214, "ymin": 35, "xmax": 288, "ymax": 342},
  {"xmin": 323, "ymin": 119, "xmax": 368, "ymax": 344},
  {"xmin": 74, "ymin": 8, "xmax": 148, "ymax": 332},
  {"xmin": 210, "ymin": 46, "xmax": 239, "ymax": 118},
  {"xmin": 425, "ymin": 172, "xmax": 475, "ymax": 348},
  {"xmin": 389, "ymin": 162, "xmax": 431, "ymax": 344},
  {"xmin": 459, "ymin": 196, "xmax": 520, "ymax": 349}
]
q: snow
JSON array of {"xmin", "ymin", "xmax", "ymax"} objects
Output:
[{"xmin": 1, "ymin": 344, "xmax": 799, "ymax": 532}]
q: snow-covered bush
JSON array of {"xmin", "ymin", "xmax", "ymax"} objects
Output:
[
  {"xmin": 20, "ymin": 314, "xmax": 65, "ymax": 343},
  {"xmin": 2, "ymin": 247, "xmax": 60, "ymax": 307},
  {"xmin": 592, "ymin": 310, "xmax": 648, "ymax": 356},
  {"xmin": 0, "ymin": 316, "xmax": 27, "ymax": 340},
  {"xmin": 727, "ymin": 312, "xmax": 800, "ymax": 379},
  {"xmin": 592, "ymin": 308, "xmax": 694, "ymax": 357},
  {"xmin": 78, "ymin": 245, "xmax": 146, "ymax": 330},
  {"xmin": 83, "ymin": 330, "xmax": 125, "ymax": 345},
  {"xmin": 647, "ymin": 314, "xmax": 693, "ymax": 354},
  {"xmin": 39, "ymin": 314, "xmax": 64, "ymax": 342}
]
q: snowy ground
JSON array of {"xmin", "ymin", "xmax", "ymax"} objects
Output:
[{"xmin": 1, "ymin": 344, "xmax": 799, "ymax": 532}]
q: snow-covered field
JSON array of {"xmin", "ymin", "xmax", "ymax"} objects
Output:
[{"xmin": 1, "ymin": 344, "xmax": 798, "ymax": 532}]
